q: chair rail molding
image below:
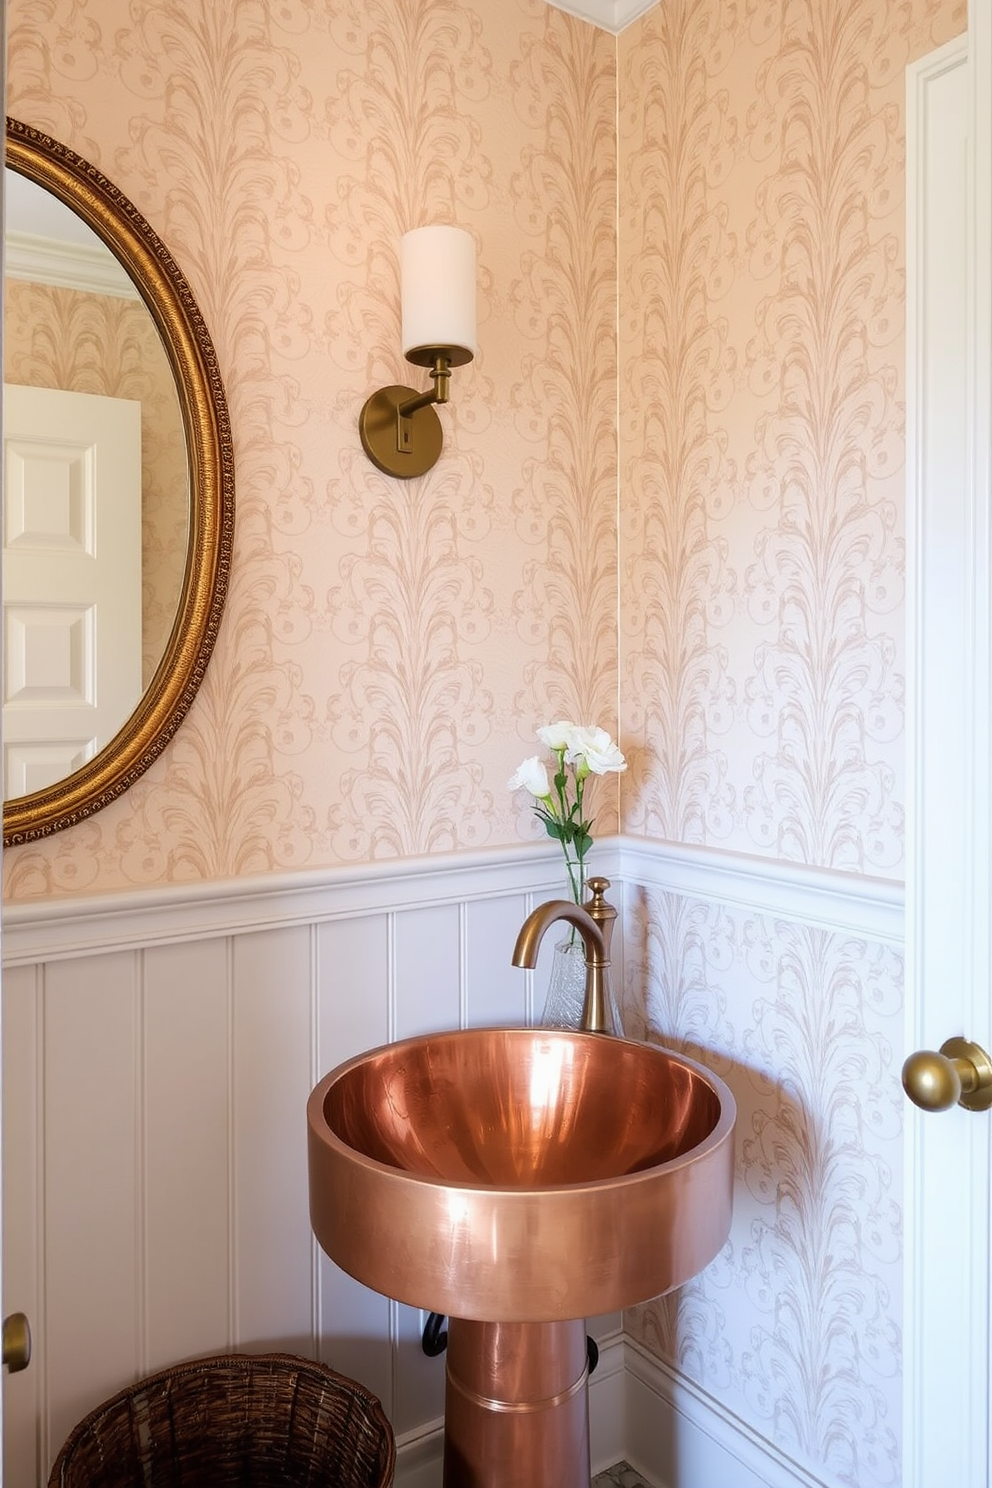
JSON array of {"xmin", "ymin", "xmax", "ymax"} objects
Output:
[
  {"xmin": 619, "ymin": 837, "xmax": 903, "ymax": 946},
  {"xmin": 3, "ymin": 836, "xmax": 902, "ymax": 966},
  {"xmin": 0, "ymin": 842, "xmax": 583, "ymax": 964}
]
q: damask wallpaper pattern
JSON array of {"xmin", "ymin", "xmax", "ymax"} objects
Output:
[
  {"xmin": 621, "ymin": 888, "xmax": 905, "ymax": 1485},
  {"xmin": 616, "ymin": 7, "xmax": 961, "ymax": 1485},
  {"xmin": 618, "ymin": 0, "xmax": 962, "ymax": 876},
  {"xmin": 4, "ymin": 0, "xmax": 961, "ymax": 895},
  {"xmin": 4, "ymin": 0, "xmax": 619, "ymax": 895}
]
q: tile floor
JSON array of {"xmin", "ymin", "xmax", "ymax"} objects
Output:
[{"xmin": 592, "ymin": 1464, "xmax": 652, "ymax": 1487}]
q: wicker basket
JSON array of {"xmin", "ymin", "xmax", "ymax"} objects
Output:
[{"xmin": 47, "ymin": 1352, "xmax": 395, "ymax": 1488}]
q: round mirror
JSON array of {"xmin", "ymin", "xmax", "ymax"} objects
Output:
[{"xmin": 3, "ymin": 117, "xmax": 234, "ymax": 846}]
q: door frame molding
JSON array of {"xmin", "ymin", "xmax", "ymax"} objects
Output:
[{"xmin": 904, "ymin": 12, "xmax": 992, "ymax": 1486}]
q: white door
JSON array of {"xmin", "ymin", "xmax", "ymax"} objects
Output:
[
  {"xmin": 905, "ymin": 8, "xmax": 992, "ymax": 1487},
  {"xmin": 2, "ymin": 383, "xmax": 142, "ymax": 797}
]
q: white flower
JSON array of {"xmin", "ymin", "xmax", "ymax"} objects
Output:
[
  {"xmin": 566, "ymin": 725, "xmax": 627, "ymax": 776},
  {"xmin": 510, "ymin": 719, "xmax": 625, "ymax": 903},
  {"xmin": 536, "ymin": 720, "xmax": 579, "ymax": 753},
  {"xmin": 508, "ymin": 755, "xmax": 551, "ymax": 799}
]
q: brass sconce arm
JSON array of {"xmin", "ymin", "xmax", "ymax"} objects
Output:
[
  {"xmin": 359, "ymin": 352, "xmax": 458, "ymax": 477},
  {"xmin": 397, "ymin": 353, "xmax": 452, "ymax": 416}
]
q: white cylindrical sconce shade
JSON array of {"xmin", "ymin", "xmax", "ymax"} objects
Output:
[{"xmin": 401, "ymin": 225, "xmax": 477, "ymax": 368}]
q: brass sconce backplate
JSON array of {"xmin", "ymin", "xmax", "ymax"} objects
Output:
[{"xmin": 359, "ymin": 385, "xmax": 443, "ymax": 478}]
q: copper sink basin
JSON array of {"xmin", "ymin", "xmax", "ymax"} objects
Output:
[{"xmin": 307, "ymin": 1027, "xmax": 736, "ymax": 1323}]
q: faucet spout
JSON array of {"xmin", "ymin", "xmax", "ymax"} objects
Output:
[{"xmin": 512, "ymin": 899, "xmax": 614, "ymax": 1035}]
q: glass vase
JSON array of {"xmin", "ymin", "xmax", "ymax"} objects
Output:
[{"xmin": 541, "ymin": 935, "xmax": 588, "ymax": 1029}]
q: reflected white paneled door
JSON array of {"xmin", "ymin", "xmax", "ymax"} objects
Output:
[{"xmin": 2, "ymin": 383, "xmax": 142, "ymax": 796}]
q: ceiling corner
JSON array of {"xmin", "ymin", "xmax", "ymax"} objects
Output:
[{"xmin": 543, "ymin": 0, "xmax": 660, "ymax": 35}]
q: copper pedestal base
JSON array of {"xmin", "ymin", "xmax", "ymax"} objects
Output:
[{"xmin": 443, "ymin": 1318, "xmax": 590, "ymax": 1487}]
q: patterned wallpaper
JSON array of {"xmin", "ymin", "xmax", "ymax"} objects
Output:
[
  {"xmin": 617, "ymin": 7, "xmax": 962, "ymax": 1486},
  {"xmin": 618, "ymin": 0, "xmax": 963, "ymax": 876},
  {"xmin": 3, "ymin": 0, "xmax": 619, "ymax": 897},
  {"xmin": 4, "ymin": 0, "xmax": 965, "ymax": 900},
  {"xmin": 4, "ymin": 279, "xmax": 187, "ymax": 685},
  {"xmin": 621, "ymin": 890, "xmax": 905, "ymax": 1486}
]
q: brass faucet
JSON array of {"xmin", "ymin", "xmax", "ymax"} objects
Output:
[{"xmin": 512, "ymin": 877, "xmax": 618, "ymax": 1035}]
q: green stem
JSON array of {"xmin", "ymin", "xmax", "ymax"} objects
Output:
[
  {"xmin": 564, "ymin": 850, "xmax": 582, "ymax": 906},
  {"xmin": 574, "ymin": 773, "xmax": 586, "ymax": 904},
  {"xmin": 550, "ymin": 751, "xmax": 575, "ymax": 902}
]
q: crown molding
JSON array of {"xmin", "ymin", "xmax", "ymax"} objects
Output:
[
  {"xmin": 544, "ymin": 0, "xmax": 659, "ymax": 35},
  {"xmin": 5, "ymin": 230, "xmax": 138, "ymax": 298}
]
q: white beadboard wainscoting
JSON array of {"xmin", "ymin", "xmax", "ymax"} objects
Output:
[{"xmin": 1, "ymin": 839, "xmax": 902, "ymax": 1488}]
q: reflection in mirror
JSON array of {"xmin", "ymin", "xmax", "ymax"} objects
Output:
[
  {"xmin": 3, "ymin": 118, "xmax": 234, "ymax": 846},
  {"xmin": 4, "ymin": 168, "xmax": 189, "ymax": 794}
]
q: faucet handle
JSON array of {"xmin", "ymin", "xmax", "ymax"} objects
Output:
[{"xmin": 584, "ymin": 877, "xmax": 616, "ymax": 959}]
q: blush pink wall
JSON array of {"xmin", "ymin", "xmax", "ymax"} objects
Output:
[
  {"xmin": 4, "ymin": 0, "xmax": 619, "ymax": 899},
  {"xmin": 618, "ymin": 0, "xmax": 963, "ymax": 877},
  {"xmin": 616, "ymin": 7, "xmax": 963, "ymax": 1484},
  {"xmin": 3, "ymin": 0, "xmax": 964, "ymax": 900}
]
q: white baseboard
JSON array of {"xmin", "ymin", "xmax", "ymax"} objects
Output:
[
  {"xmin": 624, "ymin": 1339, "xmax": 827, "ymax": 1488},
  {"xmin": 394, "ymin": 1415, "xmax": 444, "ymax": 1488},
  {"xmin": 588, "ymin": 1331, "xmax": 626, "ymax": 1474},
  {"xmin": 394, "ymin": 1334, "xmax": 626, "ymax": 1487},
  {"xmin": 391, "ymin": 1335, "xmax": 825, "ymax": 1488}
]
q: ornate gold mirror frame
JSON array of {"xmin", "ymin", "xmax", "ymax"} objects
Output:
[{"xmin": 3, "ymin": 117, "xmax": 234, "ymax": 846}]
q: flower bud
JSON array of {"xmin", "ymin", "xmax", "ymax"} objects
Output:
[{"xmin": 508, "ymin": 756, "xmax": 551, "ymax": 799}]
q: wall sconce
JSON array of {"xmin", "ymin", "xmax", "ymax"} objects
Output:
[{"xmin": 359, "ymin": 225, "xmax": 477, "ymax": 479}]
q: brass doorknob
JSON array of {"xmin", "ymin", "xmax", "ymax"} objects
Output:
[
  {"xmin": 2, "ymin": 1312, "xmax": 31, "ymax": 1373},
  {"xmin": 902, "ymin": 1036, "xmax": 992, "ymax": 1113}
]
